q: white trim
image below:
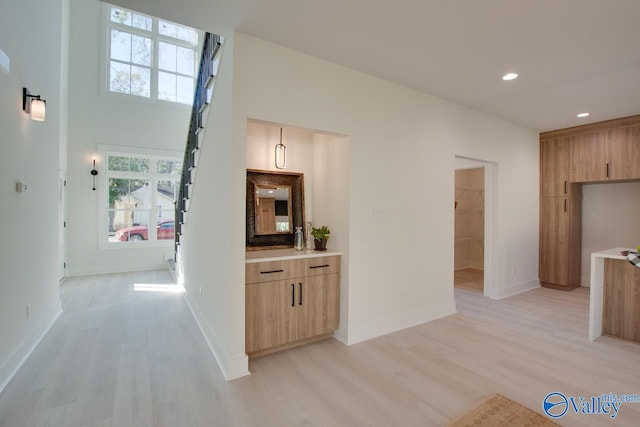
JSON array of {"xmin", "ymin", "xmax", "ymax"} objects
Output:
[
  {"xmin": 97, "ymin": 144, "xmax": 182, "ymax": 160},
  {"xmin": 101, "ymin": 2, "xmax": 201, "ymax": 105},
  {"xmin": 0, "ymin": 301, "xmax": 62, "ymax": 394},
  {"xmin": 345, "ymin": 301, "xmax": 457, "ymax": 345},
  {"xmin": 96, "ymin": 145, "xmax": 182, "ymax": 250},
  {"xmin": 182, "ymin": 290, "xmax": 250, "ymax": 381},
  {"xmin": 454, "ymin": 156, "xmax": 497, "ymax": 300},
  {"xmin": 66, "ymin": 261, "xmax": 172, "ymax": 277},
  {"xmin": 485, "ymin": 278, "xmax": 541, "ymax": 300}
]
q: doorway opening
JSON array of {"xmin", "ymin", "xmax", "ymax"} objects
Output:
[
  {"xmin": 454, "ymin": 167, "xmax": 484, "ymax": 292},
  {"xmin": 454, "ymin": 156, "xmax": 496, "ymax": 298}
]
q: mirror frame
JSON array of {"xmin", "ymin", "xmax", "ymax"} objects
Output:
[{"xmin": 246, "ymin": 169, "xmax": 305, "ymax": 249}]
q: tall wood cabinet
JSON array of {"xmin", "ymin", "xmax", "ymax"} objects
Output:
[
  {"xmin": 539, "ymin": 137, "xmax": 582, "ymax": 289},
  {"xmin": 245, "ymin": 254, "xmax": 340, "ymax": 357},
  {"xmin": 540, "ymin": 114, "xmax": 640, "ymax": 290}
]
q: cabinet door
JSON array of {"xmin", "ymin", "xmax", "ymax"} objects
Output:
[
  {"xmin": 294, "ymin": 274, "xmax": 340, "ymax": 341},
  {"xmin": 603, "ymin": 258, "xmax": 640, "ymax": 342},
  {"xmin": 570, "ymin": 132, "xmax": 605, "ymax": 182},
  {"xmin": 539, "ymin": 197, "xmax": 570, "ymax": 285},
  {"xmin": 606, "ymin": 126, "xmax": 640, "ymax": 180},
  {"xmin": 246, "ymin": 281, "xmax": 296, "ymax": 354},
  {"xmin": 540, "ymin": 137, "xmax": 570, "ymax": 197}
]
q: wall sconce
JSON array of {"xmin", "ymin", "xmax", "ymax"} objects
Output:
[
  {"xmin": 275, "ymin": 127, "xmax": 287, "ymax": 169},
  {"xmin": 90, "ymin": 158, "xmax": 99, "ymax": 191},
  {"xmin": 22, "ymin": 87, "xmax": 46, "ymax": 121}
]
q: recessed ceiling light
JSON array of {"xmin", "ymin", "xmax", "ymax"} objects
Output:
[
  {"xmin": 502, "ymin": 73, "xmax": 518, "ymax": 81},
  {"xmin": 577, "ymin": 112, "xmax": 590, "ymax": 118}
]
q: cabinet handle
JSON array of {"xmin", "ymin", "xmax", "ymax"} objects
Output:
[
  {"xmin": 291, "ymin": 284, "xmax": 295, "ymax": 307},
  {"xmin": 564, "ymin": 199, "xmax": 567, "ymax": 212},
  {"xmin": 309, "ymin": 264, "xmax": 330, "ymax": 269},
  {"xmin": 299, "ymin": 283, "xmax": 303, "ymax": 305},
  {"xmin": 606, "ymin": 163, "xmax": 610, "ymax": 178},
  {"xmin": 260, "ymin": 269, "xmax": 284, "ymax": 274},
  {"xmin": 564, "ymin": 181, "xmax": 567, "ymax": 194}
]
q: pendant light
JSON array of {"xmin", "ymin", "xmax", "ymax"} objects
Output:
[{"xmin": 275, "ymin": 127, "xmax": 287, "ymax": 169}]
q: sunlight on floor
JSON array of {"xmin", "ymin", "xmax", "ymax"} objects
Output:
[{"xmin": 133, "ymin": 283, "xmax": 184, "ymax": 293}]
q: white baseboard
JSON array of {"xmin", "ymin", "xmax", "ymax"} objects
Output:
[
  {"xmin": 182, "ymin": 291, "xmax": 250, "ymax": 381},
  {"xmin": 0, "ymin": 300, "xmax": 62, "ymax": 394},
  {"xmin": 346, "ymin": 300, "xmax": 457, "ymax": 345},
  {"xmin": 66, "ymin": 263, "xmax": 170, "ymax": 277},
  {"xmin": 486, "ymin": 278, "xmax": 540, "ymax": 300}
]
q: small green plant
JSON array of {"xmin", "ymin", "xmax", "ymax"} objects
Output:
[{"xmin": 311, "ymin": 225, "xmax": 331, "ymax": 241}]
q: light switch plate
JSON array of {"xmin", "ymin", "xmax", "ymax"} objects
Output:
[
  {"xmin": 16, "ymin": 182, "xmax": 27, "ymax": 193},
  {"xmin": 0, "ymin": 49, "xmax": 9, "ymax": 74}
]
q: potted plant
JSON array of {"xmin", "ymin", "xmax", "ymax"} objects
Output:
[{"xmin": 311, "ymin": 225, "xmax": 331, "ymax": 251}]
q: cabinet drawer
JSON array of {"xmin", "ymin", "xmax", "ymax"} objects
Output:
[
  {"xmin": 246, "ymin": 255, "xmax": 341, "ymax": 284},
  {"xmin": 300, "ymin": 256, "xmax": 340, "ymax": 277},
  {"xmin": 246, "ymin": 260, "xmax": 291, "ymax": 284}
]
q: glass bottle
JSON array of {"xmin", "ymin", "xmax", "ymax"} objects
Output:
[{"xmin": 294, "ymin": 227, "xmax": 303, "ymax": 251}]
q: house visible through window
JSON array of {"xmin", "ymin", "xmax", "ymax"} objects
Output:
[
  {"xmin": 105, "ymin": 151, "xmax": 182, "ymax": 244},
  {"xmin": 106, "ymin": 4, "xmax": 200, "ymax": 104}
]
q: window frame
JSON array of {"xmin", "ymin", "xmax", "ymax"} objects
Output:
[
  {"xmin": 101, "ymin": 3, "xmax": 202, "ymax": 106},
  {"xmin": 98, "ymin": 145, "xmax": 182, "ymax": 249}
]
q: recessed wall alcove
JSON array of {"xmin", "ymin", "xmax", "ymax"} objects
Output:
[{"xmin": 245, "ymin": 119, "xmax": 351, "ymax": 341}]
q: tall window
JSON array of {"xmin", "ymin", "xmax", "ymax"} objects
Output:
[
  {"xmin": 104, "ymin": 150, "xmax": 182, "ymax": 244},
  {"xmin": 106, "ymin": 4, "xmax": 200, "ymax": 104}
]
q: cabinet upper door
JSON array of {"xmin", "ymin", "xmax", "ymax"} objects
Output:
[
  {"xmin": 540, "ymin": 137, "xmax": 570, "ymax": 197},
  {"xmin": 569, "ymin": 132, "xmax": 606, "ymax": 182},
  {"xmin": 606, "ymin": 126, "xmax": 640, "ymax": 180}
]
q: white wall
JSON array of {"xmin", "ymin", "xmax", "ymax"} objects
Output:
[
  {"xmin": 186, "ymin": 33, "xmax": 537, "ymax": 378},
  {"xmin": 65, "ymin": 0, "xmax": 191, "ymax": 275},
  {"xmin": 0, "ymin": 0, "xmax": 65, "ymax": 391},
  {"xmin": 581, "ymin": 182, "xmax": 640, "ymax": 286},
  {"xmin": 177, "ymin": 36, "xmax": 249, "ymax": 379},
  {"xmin": 231, "ymin": 33, "xmax": 539, "ymax": 347},
  {"xmin": 246, "ymin": 121, "xmax": 315, "ymax": 223}
]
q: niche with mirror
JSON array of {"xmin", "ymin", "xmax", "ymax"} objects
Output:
[{"xmin": 246, "ymin": 169, "xmax": 305, "ymax": 249}]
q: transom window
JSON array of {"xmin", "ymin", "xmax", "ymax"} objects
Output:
[
  {"xmin": 105, "ymin": 4, "xmax": 200, "ymax": 104},
  {"xmin": 103, "ymin": 150, "xmax": 182, "ymax": 245}
]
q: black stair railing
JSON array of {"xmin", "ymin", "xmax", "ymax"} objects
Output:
[{"xmin": 175, "ymin": 32, "xmax": 222, "ymax": 259}]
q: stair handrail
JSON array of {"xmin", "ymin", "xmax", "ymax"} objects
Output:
[{"xmin": 175, "ymin": 32, "xmax": 222, "ymax": 258}]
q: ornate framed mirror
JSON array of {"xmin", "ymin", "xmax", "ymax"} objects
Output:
[{"xmin": 246, "ymin": 169, "xmax": 305, "ymax": 249}]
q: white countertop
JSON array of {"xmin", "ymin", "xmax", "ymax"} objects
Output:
[
  {"xmin": 246, "ymin": 248, "xmax": 342, "ymax": 263},
  {"xmin": 591, "ymin": 247, "xmax": 633, "ymax": 261}
]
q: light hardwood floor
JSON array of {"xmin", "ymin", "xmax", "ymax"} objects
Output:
[
  {"xmin": 454, "ymin": 268, "xmax": 483, "ymax": 292},
  {"xmin": 1, "ymin": 270, "xmax": 639, "ymax": 426}
]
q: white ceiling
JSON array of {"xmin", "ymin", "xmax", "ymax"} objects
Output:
[{"xmin": 115, "ymin": 0, "xmax": 640, "ymax": 132}]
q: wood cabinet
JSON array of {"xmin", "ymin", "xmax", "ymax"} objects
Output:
[
  {"xmin": 540, "ymin": 136, "xmax": 571, "ymax": 197},
  {"xmin": 607, "ymin": 126, "xmax": 640, "ymax": 180},
  {"xmin": 569, "ymin": 132, "xmax": 605, "ymax": 182},
  {"xmin": 539, "ymin": 196, "xmax": 581, "ymax": 289},
  {"xmin": 539, "ymin": 137, "xmax": 582, "ymax": 289},
  {"xmin": 540, "ymin": 115, "xmax": 640, "ymax": 290},
  {"xmin": 603, "ymin": 258, "xmax": 640, "ymax": 343},
  {"xmin": 245, "ymin": 255, "xmax": 340, "ymax": 357},
  {"xmin": 569, "ymin": 123, "xmax": 640, "ymax": 182}
]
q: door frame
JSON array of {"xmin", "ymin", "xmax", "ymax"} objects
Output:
[
  {"xmin": 58, "ymin": 169, "xmax": 67, "ymax": 282},
  {"xmin": 454, "ymin": 156, "xmax": 497, "ymax": 299}
]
